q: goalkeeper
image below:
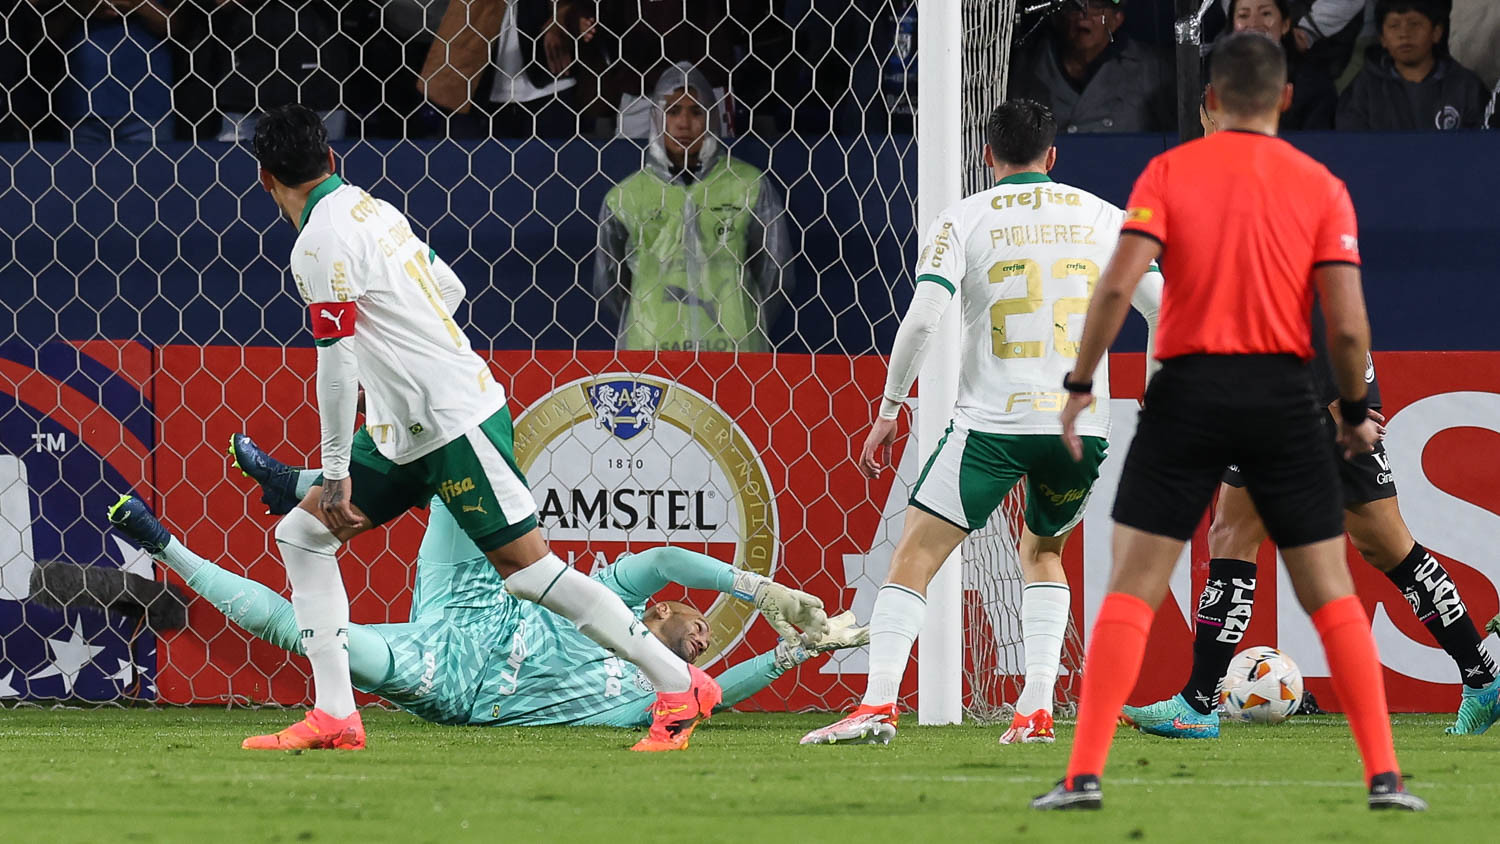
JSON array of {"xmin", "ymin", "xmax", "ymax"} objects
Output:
[{"xmin": 106, "ymin": 439, "xmax": 863, "ymax": 729}]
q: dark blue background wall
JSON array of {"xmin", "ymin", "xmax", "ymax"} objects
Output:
[{"xmin": 3, "ymin": 132, "xmax": 1496, "ymax": 354}]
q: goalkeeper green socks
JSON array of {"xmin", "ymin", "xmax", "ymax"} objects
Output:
[
  {"xmin": 861, "ymin": 583, "xmax": 926, "ymax": 707},
  {"xmin": 176, "ymin": 542, "xmax": 393, "ymax": 689},
  {"xmin": 157, "ymin": 537, "xmax": 206, "ymax": 580},
  {"xmin": 295, "ymin": 468, "xmax": 320, "ymax": 499}
]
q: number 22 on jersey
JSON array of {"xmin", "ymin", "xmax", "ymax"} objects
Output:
[{"xmin": 988, "ymin": 258, "xmax": 1099, "ymax": 360}]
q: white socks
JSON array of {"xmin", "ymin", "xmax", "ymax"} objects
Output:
[
  {"xmin": 1014, "ymin": 581, "xmax": 1070, "ymax": 716},
  {"xmin": 274, "ymin": 508, "xmax": 356, "ymax": 719},
  {"xmin": 505, "ymin": 553, "xmax": 691, "ymax": 693},
  {"xmin": 861, "ymin": 584, "xmax": 927, "ymax": 707}
]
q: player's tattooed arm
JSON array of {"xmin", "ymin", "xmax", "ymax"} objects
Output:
[{"xmin": 318, "ymin": 476, "xmax": 365, "ymax": 532}]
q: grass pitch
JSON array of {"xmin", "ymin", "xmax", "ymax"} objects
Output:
[{"xmin": 0, "ymin": 708, "xmax": 1489, "ymax": 843}]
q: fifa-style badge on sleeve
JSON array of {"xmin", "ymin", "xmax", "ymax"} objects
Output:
[{"xmin": 309, "ymin": 302, "xmax": 357, "ymax": 340}]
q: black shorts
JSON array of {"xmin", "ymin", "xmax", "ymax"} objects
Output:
[
  {"xmin": 1112, "ymin": 355, "xmax": 1345, "ymax": 548},
  {"xmin": 1222, "ymin": 414, "xmax": 1397, "ymax": 506}
]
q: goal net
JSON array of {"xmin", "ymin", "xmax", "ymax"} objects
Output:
[
  {"xmin": 955, "ymin": 0, "xmax": 1085, "ymax": 723},
  {"xmin": 0, "ymin": 0, "xmax": 1071, "ymax": 720}
]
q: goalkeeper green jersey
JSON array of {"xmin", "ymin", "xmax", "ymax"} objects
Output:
[{"xmin": 365, "ymin": 499, "xmax": 786, "ymax": 727}]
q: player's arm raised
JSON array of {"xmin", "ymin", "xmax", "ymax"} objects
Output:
[
  {"xmin": 293, "ymin": 240, "xmax": 366, "ymax": 530},
  {"xmin": 863, "ymin": 214, "xmax": 962, "ymax": 478}
]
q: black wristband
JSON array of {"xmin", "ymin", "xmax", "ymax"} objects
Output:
[
  {"xmin": 1339, "ymin": 395, "xmax": 1370, "ymax": 426},
  {"xmin": 1063, "ymin": 373, "xmax": 1093, "ymax": 394}
]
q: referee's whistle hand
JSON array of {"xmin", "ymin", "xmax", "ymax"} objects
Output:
[{"xmin": 1059, "ymin": 392, "xmax": 1095, "ymax": 462}]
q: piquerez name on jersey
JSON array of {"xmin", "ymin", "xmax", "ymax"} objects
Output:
[
  {"xmin": 913, "ymin": 175, "xmax": 1161, "ymax": 437},
  {"xmin": 289, "ymin": 176, "xmax": 505, "ymax": 463}
]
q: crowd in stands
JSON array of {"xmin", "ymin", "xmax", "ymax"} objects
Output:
[
  {"xmin": 3, "ymin": 0, "xmax": 1495, "ymax": 144},
  {"xmin": 0, "ymin": 0, "xmax": 1493, "ymax": 354}
]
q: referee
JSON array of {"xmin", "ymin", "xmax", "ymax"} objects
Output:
[{"xmin": 1032, "ymin": 33, "xmax": 1425, "ymax": 812}]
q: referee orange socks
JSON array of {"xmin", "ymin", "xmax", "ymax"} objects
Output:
[
  {"xmin": 1065, "ymin": 592, "xmax": 1155, "ymax": 787},
  {"xmin": 1313, "ymin": 594, "xmax": 1400, "ymax": 784}
]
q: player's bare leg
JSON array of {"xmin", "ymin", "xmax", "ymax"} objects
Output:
[
  {"xmin": 801, "ymin": 508, "xmax": 966, "ymax": 745},
  {"xmin": 1344, "ymin": 497, "xmax": 1500, "ymax": 734},
  {"xmin": 1135, "ymin": 484, "xmax": 1500, "ymax": 738},
  {"xmin": 1001, "ymin": 527, "xmax": 1072, "ymax": 745},
  {"xmin": 489, "ymin": 528, "xmax": 719, "ymax": 751},
  {"xmin": 243, "ymin": 488, "xmax": 372, "ymax": 751},
  {"xmin": 1124, "ymin": 482, "xmax": 1263, "ymax": 738}
]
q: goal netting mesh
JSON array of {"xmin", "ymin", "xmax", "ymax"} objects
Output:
[
  {"xmin": 956, "ymin": 0, "xmax": 1085, "ymax": 723},
  {"xmin": 0, "ymin": 0, "xmax": 1074, "ymax": 720}
]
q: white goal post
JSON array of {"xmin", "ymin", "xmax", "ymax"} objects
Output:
[{"xmin": 913, "ymin": 0, "xmax": 964, "ymax": 727}]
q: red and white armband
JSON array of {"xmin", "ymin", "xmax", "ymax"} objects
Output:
[{"xmin": 308, "ymin": 301, "xmax": 357, "ymax": 341}]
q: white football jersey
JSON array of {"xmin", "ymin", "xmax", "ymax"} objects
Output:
[
  {"xmin": 913, "ymin": 173, "xmax": 1161, "ymax": 437},
  {"xmin": 290, "ymin": 176, "xmax": 505, "ymax": 464}
]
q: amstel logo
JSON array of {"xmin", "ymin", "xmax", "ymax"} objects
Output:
[{"xmin": 512, "ymin": 374, "xmax": 777, "ymax": 668}]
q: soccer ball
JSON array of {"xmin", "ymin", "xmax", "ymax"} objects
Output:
[{"xmin": 1219, "ymin": 646, "xmax": 1303, "ymax": 724}]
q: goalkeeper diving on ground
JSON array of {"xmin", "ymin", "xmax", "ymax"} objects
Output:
[{"xmin": 100, "ymin": 436, "xmax": 865, "ymax": 730}]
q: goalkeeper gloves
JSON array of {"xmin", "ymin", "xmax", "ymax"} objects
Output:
[
  {"xmin": 733, "ymin": 569, "xmax": 830, "ymax": 644},
  {"xmin": 772, "ymin": 611, "xmax": 870, "ymax": 670}
]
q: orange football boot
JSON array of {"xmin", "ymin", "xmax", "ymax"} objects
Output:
[
  {"xmin": 999, "ymin": 709, "xmax": 1055, "ymax": 744},
  {"xmin": 631, "ymin": 665, "xmax": 723, "ymax": 752},
  {"xmin": 242, "ymin": 708, "xmax": 366, "ymax": 751},
  {"xmin": 799, "ymin": 702, "xmax": 900, "ymax": 745}
]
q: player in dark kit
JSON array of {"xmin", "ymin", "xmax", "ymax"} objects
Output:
[
  {"xmin": 1125, "ymin": 293, "xmax": 1500, "ymax": 739},
  {"xmin": 1031, "ymin": 33, "xmax": 1425, "ymax": 812}
]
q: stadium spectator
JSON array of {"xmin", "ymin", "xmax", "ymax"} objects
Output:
[
  {"xmin": 593, "ymin": 63, "xmax": 793, "ymax": 353},
  {"xmin": 1336, "ymin": 0, "xmax": 1488, "ymax": 131},
  {"xmin": 54, "ymin": 0, "xmax": 174, "ymax": 143},
  {"xmin": 1449, "ymin": 0, "xmax": 1500, "ymax": 91},
  {"xmin": 1290, "ymin": 0, "xmax": 1366, "ymax": 79},
  {"xmin": 1199, "ymin": 0, "xmax": 1365, "ymax": 83},
  {"xmin": 591, "ymin": 0, "xmax": 745, "ymax": 137},
  {"xmin": 168, "ymin": 0, "xmax": 355, "ymax": 141},
  {"xmin": 414, "ymin": 0, "xmax": 599, "ymax": 138},
  {"xmin": 1218, "ymin": 0, "xmax": 1337, "ymax": 130},
  {"xmin": 1007, "ymin": 0, "xmax": 1175, "ymax": 134}
]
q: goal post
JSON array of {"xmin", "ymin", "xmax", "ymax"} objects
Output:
[{"xmin": 913, "ymin": 0, "xmax": 964, "ymax": 727}]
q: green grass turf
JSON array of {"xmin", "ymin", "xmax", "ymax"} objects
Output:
[{"xmin": 0, "ymin": 708, "xmax": 1489, "ymax": 843}]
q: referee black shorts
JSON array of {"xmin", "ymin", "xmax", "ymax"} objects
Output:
[
  {"xmin": 1222, "ymin": 413, "xmax": 1397, "ymax": 506},
  {"xmin": 1112, "ymin": 354, "xmax": 1345, "ymax": 548}
]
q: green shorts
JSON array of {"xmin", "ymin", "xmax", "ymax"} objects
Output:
[
  {"xmin": 326, "ymin": 407, "xmax": 539, "ymax": 552},
  {"xmin": 910, "ymin": 424, "xmax": 1107, "ymax": 537}
]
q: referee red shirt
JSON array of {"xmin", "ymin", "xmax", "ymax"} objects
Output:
[{"xmin": 1121, "ymin": 129, "xmax": 1361, "ymax": 361}]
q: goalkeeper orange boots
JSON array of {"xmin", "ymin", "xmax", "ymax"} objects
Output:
[
  {"xmin": 999, "ymin": 709, "xmax": 1056, "ymax": 745},
  {"xmin": 631, "ymin": 665, "xmax": 723, "ymax": 752},
  {"xmin": 242, "ymin": 708, "xmax": 366, "ymax": 751},
  {"xmin": 798, "ymin": 702, "xmax": 900, "ymax": 745}
]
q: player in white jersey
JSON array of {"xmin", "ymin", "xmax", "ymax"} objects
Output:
[
  {"xmin": 116, "ymin": 104, "xmax": 825, "ymax": 753},
  {"xmin": 802, "ymin": 100, "xmax": 1161, "ymax": 747}
]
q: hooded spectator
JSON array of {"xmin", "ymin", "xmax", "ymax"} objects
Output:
[{"xmin": 593, "ymin": 63, "xmax": 794, "ymax": 352}]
